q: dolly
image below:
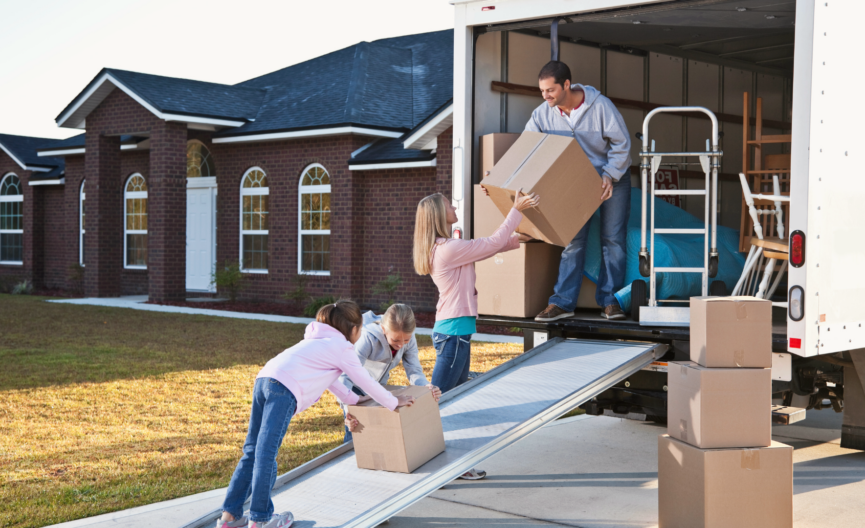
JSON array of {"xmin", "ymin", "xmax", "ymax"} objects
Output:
[{"xmin": 633, "ymin": 106, "xmax": 725, "ymax": 326}]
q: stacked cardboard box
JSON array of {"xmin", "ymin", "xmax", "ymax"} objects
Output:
[
  {"xmin": 473, "ymin": 132, "xmax": 602, "ymax": 317},
  {"xmin": 659, "ymin": 296, "xmax": 793, "ymax": 528}
]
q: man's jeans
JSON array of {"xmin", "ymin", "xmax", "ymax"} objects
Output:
[
  {"xmin": 223, "ymin": 377, "xmax": 297, "ymax": 523},
  {"xmin": 550, "ymin": 176, "xmax": 631, "ymax": 311},
  {"xmin": 430, "ymin": 333, "xmax": 472, "ymax": 393}
]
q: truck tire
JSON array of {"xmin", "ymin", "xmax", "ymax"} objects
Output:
[
  {"xmin": 710, "ymin": 280, "xmax": 727, "ymax": 296},
  {"xmin": 631, "ymin": 279, "xmax": 648, "ymax": 322}
]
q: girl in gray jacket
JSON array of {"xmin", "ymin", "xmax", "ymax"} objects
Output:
[{"xmin": 341, "ymin": 304, "xmax": 441, "ymax": 442}]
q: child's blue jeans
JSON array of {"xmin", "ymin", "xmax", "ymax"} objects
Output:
[
  {"xmin": 430, "ymin": 332, "xmax": 472, "ymax": 393},
  {"xmin": 223, "ymin": 377, "xmax": 297, "ymax": 523}
]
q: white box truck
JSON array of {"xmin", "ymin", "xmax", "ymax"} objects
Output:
[{"xmin": 454, "ymin": 0, "xmax": 865, "ymax": 447}]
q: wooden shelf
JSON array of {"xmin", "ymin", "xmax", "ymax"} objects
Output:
[{"xmin": 747, "ymin": 135, "xmax": 792, "ymax": 145}]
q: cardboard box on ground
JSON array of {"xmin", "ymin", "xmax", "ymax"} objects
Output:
[
  {"xmin": 658, "ymin": 435, "xmax": 793, "ymax": 528},
  {"xmin": 348, "ymin": 385, "xmax": 445, "ymax": 474},
  {"xmin": 481, "ymin": 131, "xmax": 603, "ymax": 247},
  {"xmin": 667, "ymin": 361, "xmax": 771, "ymax": 449},
  {"xmin": 474, "ymin": 184, "xmax": 598, "ymax": 317},
  {"xmin": 690, "ymin": 296, "xmax": 773, "ymax": 368}
]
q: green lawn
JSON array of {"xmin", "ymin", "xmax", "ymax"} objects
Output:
[{"xmin": 0, "ymin": 294, "xmax": 523, "ymax": 527}]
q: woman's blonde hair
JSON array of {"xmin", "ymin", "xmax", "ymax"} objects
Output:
[
  {"xmin": 316, "ymin": 299, "xmax": 363, "ymax": 341},
  {"xmin": 413, "ymin": 193, "xmax": 451, "ymax": 276},
  {"xmin": 381, "ymin": 303, "xmax": 416, "ymax": 334}
]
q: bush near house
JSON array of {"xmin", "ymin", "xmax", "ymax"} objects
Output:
[{"xmin": 211, "ymin": 261, "xmax": 245, "ymax": 301}]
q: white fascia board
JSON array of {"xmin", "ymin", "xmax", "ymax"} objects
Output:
[
  {"xmin": 403, "ymin": 104, "xmax": 454, "ymax": 150},
  {"xmin": 57, "ymin": 72, "xmax": 246, "ymax": 129},
  {"xmin": 38, "ymin": 148, "xmax": 86, "ymax": 157},
  {"xmin": 28, "ymin": 178, "xmax": 65, "ymax": 186},
  {"xmin": 0, "ymin": 142, "xmax": 27, "ymax": 170},
  {"xmin": 349, "ymin": 159, "xmax": 436, "ymax": 171},
  {"xmin": 25, "ymin": 166, "xmax": 53, "ymax": 172},
  {"xmin": 212, "ymin": 126, "xmax": 403, "ymax": 144}
]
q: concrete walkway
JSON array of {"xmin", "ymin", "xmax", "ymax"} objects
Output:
[
  {"xmin": 47, "ymin": 410, "xmax": 865, "ymax": 527},
  {"xmin": 48, "ymin": 296, "xmax": 522, "ymax": 344}
]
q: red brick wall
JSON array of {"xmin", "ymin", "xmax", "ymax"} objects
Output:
[
  {"xmin": 356, "ymin": 167, "xmax": 439, "ymax": 311},
  {"xmin": 41, "ymin": 185, "xmax": 67, "ymax": 288}
]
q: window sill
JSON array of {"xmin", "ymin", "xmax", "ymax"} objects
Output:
[
  {"xmin": 241, "ymin": 269, "xmax": 268, "ymax": 275},
  {"xmin": 124, "ymin": 266, "xmax": 147, "ymax": 271},
  {"xmin": 0, "ymin": 261, "xmax": 24, "ymax": 266},
  {"xmin": 299, "ymin": 271, "xmax": 331, "ymax": 277}
]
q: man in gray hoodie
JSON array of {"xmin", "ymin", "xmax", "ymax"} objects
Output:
[{"xmin": 528, "ymin": 61, "xmax": 631, "ymax": 321}]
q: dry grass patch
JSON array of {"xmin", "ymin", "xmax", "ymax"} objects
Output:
[{"xmin": 0, "ymin": 295, "xmax": 523, "ymax": 528}]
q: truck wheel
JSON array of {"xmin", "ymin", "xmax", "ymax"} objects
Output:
[
  {"xmin": 631, "ymin": 280, "xmax": 648, "ymax": 322},
  {"xmin": 710, "ymin": 280, "xmax": 727, "ymax": 296}
]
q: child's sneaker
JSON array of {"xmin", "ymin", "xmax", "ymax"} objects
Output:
[
  {"xmin": 249, "ymin": 512, "xmax": 293, "ymax": 528},
  {"xmin": 216, "ymin": 515, "xmax": 248, "ymax": 528}
]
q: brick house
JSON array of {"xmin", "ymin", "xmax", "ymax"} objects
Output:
[{"xmin": 0, "ymin": 30, "xmax": 455, "ymax": 311}]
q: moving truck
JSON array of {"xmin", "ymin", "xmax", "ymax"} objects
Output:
[{"xmin": 451, "ymin": 0, "xmax": 865, "ymax": 447}]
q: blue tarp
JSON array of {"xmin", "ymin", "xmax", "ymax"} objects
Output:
[{"xmin": 578, "ymin": 193, "xmax": 746, "ymax": 311}]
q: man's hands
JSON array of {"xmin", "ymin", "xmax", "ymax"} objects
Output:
[
  {"xmin": 427, "ymin": 384, "xmax": 442, "ymax": 402},
  {"xmin": 601, "ymin": 175, "xmax": 613, "ymax": 201},
  {"xmin": 513, "ymin": 188, "xmax": 540, "ymax": 211}
]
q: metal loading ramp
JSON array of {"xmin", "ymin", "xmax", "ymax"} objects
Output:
[{"xmin": 185, "ymin": 338, "xmax": 664, "ymax": 528}]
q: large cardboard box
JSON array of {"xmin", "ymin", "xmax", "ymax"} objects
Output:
[
  {"xmin": 476, "ymin": 242, "xmax": 563, "ymax": 318},
  {"xmin": 668, "ymin": 361, "xmax": 771, "ymax": 449},
  {"xmin": 690, "ymin": 296, "xmax": 772, "ymax": 368},
  {"xmin": 474, "ymin": 184, "xmax": 505, "ymax": 239},
  {"xmin": 348, "ymin": 385, "xmax": 445, "ymax": 473},
  {"xmin": 479, "ymin": 133, "xmax": 521, "ymax": 179},
  {"xmin": 658, "ymin": 434, "xmax": 793, "ymax": 528},
  {"xmin": 482, "ymin": 131, "xmax": 603, "ymax": 247}
]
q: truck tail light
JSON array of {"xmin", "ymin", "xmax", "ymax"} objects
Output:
[
  {"xmin": 452, "ymin": 227, "xmax": 462, "ymax": 239},
  {"xmin": 790, "ymin": 230, "xmax": 805, "ymax": 267},
  {"xmin": 482, "ymin": 5, "xmax": 496, "ymax": 10},
  {"xmin": 789, "ymin": 338, "xmax": 802, "ymax": 349},
  {"xmin": 789, "ymin": 285, "xmax": 804, "ymax": 321}
]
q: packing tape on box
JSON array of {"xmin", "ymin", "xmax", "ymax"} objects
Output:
[
  {"xmin": 679, "ymin": 419, "xmax": 688, "ymax": 442},
  {"xmin": 734, "ymin": 349, "xmax": 745, "ymax": 367},
  {"xmin": 679, "ymin": 364, "xmax": 688, "ymax": 376},
  {"xmin": 741, "ymin": 449, "xmax": 761, "ymax": 470},
  {"xmin": 502, "ymin": 136, "xmax": 548, "ymax": 187},
  {"xmin": 372, "ymin": 452, "xmax": 386, "ymax": 470},
  {"xmin": 736, "ymin": 302, "xmax": 748, "ymax": 320}
]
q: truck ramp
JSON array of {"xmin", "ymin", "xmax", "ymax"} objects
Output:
[{"xmin": 184, "ymin": 338, "xmax": 664, "ymax": 528}]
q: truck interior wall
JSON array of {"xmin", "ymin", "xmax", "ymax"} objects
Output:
[{"xmin": 473, "ymin": 31, "xmax": 792, "ymax": 232}]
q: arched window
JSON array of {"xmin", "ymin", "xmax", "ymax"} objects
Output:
[
  {"xmin": 240, "ymin": 168, "xmax": 269, "ymax": 272},
  {"xmin": 79, "ymin": 180, "xmax": 86, "ymax": 266},
  {"xmin": 0, "ymin": 173, "xmax": 23, "ymax": 264},
  {"xmin": 298, "ymin": 164, "xmax": 331, "ymax": 274},
  {"xmin": 187, "ymin": 141, "xmax": 216, "ymax": 178},
  {"xmin": 124, "ymin": 174, "xmax": 148, "ymax": 268}
]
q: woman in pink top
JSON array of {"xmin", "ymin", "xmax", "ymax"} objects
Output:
[{"xmin": 218, "ymin": 300, "xmax": 415, "ymax": 528}]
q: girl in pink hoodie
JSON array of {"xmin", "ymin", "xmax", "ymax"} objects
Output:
[
  {"xmin": 412, "ymin": 189, "xmax": 539, "ymax": 479},
  {"xmin": 218, "ymin": 300, "xmax": 414, "ymax": 528}
]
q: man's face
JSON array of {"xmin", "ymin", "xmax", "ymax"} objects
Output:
[{"xmin": 539, "ymin": 77, "xmax": 570, "ymax": 107}]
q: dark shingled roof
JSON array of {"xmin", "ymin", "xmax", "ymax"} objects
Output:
[
  {"xmin": 220, "ymin": 29, "xmax": 453, "ymax": 137},
  {"xmin": 0, "ymin": 133, "xmax": 66, "ymax": 172},
  {"xmin": 36, "ymin": 133, "xmax": 144, "ymax": 152},
  {"xmin": 350, "ymin": 98, "xmax": 452, "ymax": 165},
  {"xmin": 56, "ymin": 69, "xmax": 266, "ymax": 123}
]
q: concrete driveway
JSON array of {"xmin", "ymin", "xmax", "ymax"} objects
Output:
[{"xmin": 388, "ymin": 410, "xmax": 865, "ymax": 527}]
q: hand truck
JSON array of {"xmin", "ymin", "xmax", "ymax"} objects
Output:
[{"xmin": 633, "ymin": 106, "xmax": 723, "ymax": 326}]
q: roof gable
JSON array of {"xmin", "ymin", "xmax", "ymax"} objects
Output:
[
  {"xmin": 0, "ymin": 133, "xmax": 65, "ymax": 172},
  {"xmin": 56, "ymin": 69, "xmax": 265, "ymax": 129}
]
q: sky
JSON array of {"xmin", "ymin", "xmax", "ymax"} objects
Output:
[{"xmin": 0, "ymin": 0, "xmax": 455, "ymax": 140}]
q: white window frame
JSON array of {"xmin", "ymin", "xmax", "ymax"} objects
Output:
[
  {"xmin": 297, "ymin": 163, "xmax": 331, "ymax": 276},
  {"xmin": 79, "ymin": 180, "xmax": 85, "ymax": 266},
  {"xmin": 123, "ymin": 173, "xmax": 148, "ymax": 270},
  {"xmin": 239, "ymin": 167, "xmax": 269, "ymax": 274},
  {"xmin": 0, "ymin": 173, "xmax": 24, "ymax": 265}
]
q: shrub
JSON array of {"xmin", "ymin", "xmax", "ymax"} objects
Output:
[
  {"xmin": 283, "ymin": 274, "xmax": 311, "ymax": 308},
  {"xmin": 11, "ymin": 279, "xmax": 33, "ymax": 295},
  {"xmin": 211, "ymin": 261, "xmax": 245, "ymax": 302},
  {"xmin": 304, "ymin": 295, "xmax": 335, "ymax": 318},
  {"xmin": 68, "ymin": 263, "xmax": 85, "ymax": 294},
  {"xmin": 371, "ymin": 267, "xmax": 402, "ymax": 312}
]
